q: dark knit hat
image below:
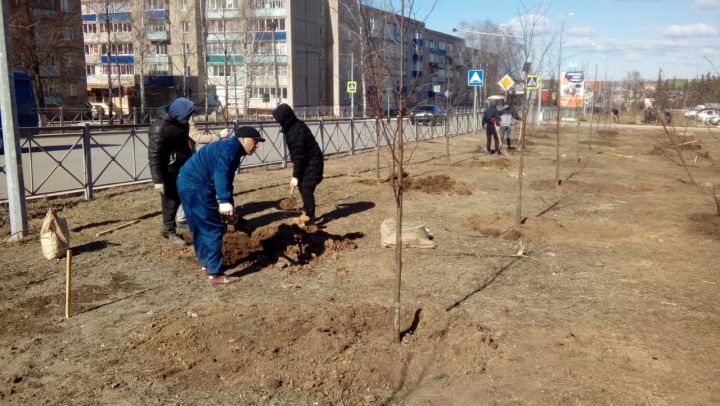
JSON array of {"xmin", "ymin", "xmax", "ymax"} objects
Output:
[{"xmin": 167, "ymin": 97, "xmax": 196, "ymax": 121}]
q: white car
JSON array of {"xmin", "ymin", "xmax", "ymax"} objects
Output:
[
  {"xmin": 696, "ymin": 109, "xmax": 719, "ymax": 123},
  {"xmin": 709, "ymin": 116, "xmax": 720, "ymax": 125}
]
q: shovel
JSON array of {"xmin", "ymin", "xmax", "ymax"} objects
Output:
[{"xmin": 278, "ymin": 183, "xmax": 300, "ymax": 211}]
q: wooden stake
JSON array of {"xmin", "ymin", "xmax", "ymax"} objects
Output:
[
  {"xmin": 95, "ymin": 219, "xmax": 141, "ymax": 237},
  {"xmin": 65, "ymin": 249, "xmax": 72, "ymax": 319}
]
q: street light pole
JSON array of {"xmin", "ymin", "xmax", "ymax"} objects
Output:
[{"xmin": 350, "ymin": 51, "xmax": 354, "ymax": 119}]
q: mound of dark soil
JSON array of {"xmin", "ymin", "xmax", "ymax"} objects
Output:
[
  {"xmin": 222, "ymin": 223, "xmax": 363, "ymax": 270},
  {"xmin": 405, "ymin": 174, "xmax": 471, "ymax": 195}
]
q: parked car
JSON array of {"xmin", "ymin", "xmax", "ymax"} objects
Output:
[
  {"xmin": 696, "ymin": 109, "xmax": 719, "ymax": 123},
  {"xmin": 709, "ymin": 115, "xmax": 720, "ymax": 125},
  {"xmin": 409, "ymin": 104, "xmax": 445, "ymax": 126}
]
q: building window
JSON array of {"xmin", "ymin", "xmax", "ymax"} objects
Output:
[
  {"xmin": 183, "ymin": 43, "xmax": 191, "ymax": 55},
  {"xmin": 320, "ymin": 26, "xmax": 324, "ymax": 38},
  {"xmin": 184, "ymin": 66, "xmax": 191, "ymax": 77},
  {"xmin": 146, "ymin": 0, "xmax": 168, "ymax": 9},
  {"xmin": 180, "ymin": 0, "xmax": 188, "ymax": 10},
  {"xmin": 83, "ymin": 23, "xmax": 97, "ymax": 33},
  {"xmin": 86, "ymin": 65, "xmax": 96, "ymax": 75},
  {"xmin": 63, "ymin": 28, "xmax": 74, "ymax": 41},
  {"xmin": 181, "ymin": 21, "xmax": 189, "ymax": 33},
  {"xmin": 84, "ymin": 44, "xmax": 99, "ymax": 55},
  {"xmin": 248, "ymin": 18, "xmax": 285, "ymax": 31},
  {"xmin": 60, "ymin": 0, "xmax": 69, "ymax": 12},
  {"xmin": 64, "ymin": 56, "xmax": 75, "ymax": 67},
  {"xmin": 155, "ymin": 44, "xmax": 167, "ymax": 54},
  {"xmin": 66, "ymin": 84, "xmax": 78, "ymax": 97},
  {"xmin": 149, "ymin": 63, "xmax": 169, "ymax": 75}
]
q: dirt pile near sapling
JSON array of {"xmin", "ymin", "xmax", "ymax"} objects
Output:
[
  {"xmin": 405, "ymin": 174, "xmax": 471, "ymax": 195},
  {"xmin": 465, "ymin": 213, "xmax": 518, "ymax": 239},
  {"xmin": 688, "ymin": 212, "xmax": 720, "ymax": 239},
  {"xmin": 467, "ymin": 157, "xmax": 513, "ymax": 170},
  {"xmin": 596, "ymin": 129, "xmax": 619, "ymax": 137},
  {"xmin": 223, "ymin": 223, "xmax": 363, "ymax": 270},
  {"xmin": 128, "ymin": 304, "xmax": 500, "ymax": 404}
]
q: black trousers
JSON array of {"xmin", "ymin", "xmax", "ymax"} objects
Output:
[
  {"xmin": 299, "ymin": 183, "xmax": 317, "ymax": 219},
  {"xmin": 161, "ymin": 171, "xmax": 181, "ymax": 235},
  {"xmin": 485, "ymin": 125, "xmax": 500, "ymax": 152}
]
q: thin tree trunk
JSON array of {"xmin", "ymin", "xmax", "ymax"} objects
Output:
[{"xmin": 393, "ymin": 2, "xmax": 406, "ymax": 344}]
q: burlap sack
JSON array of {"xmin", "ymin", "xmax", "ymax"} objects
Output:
[{"xmin": 40, "ymin": 209, "xmax": 70, "ymax": 259}]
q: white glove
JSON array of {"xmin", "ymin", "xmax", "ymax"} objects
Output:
[
  {"xmin": 154, "ymin": 183, "xmax": 164, "ymax": 194},
  {"xmin": 218, "ymin": 202, "xmax": 234, "ymax": 216},
  {"xmin": 290, "ymin": 177, "xmax": 299, "ymax": 187},
  {"xmin": 218, "ymin": 128, "xmax": 231, "ymax": 139}
]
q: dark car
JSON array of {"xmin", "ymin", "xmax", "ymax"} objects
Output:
[
  {"xmin": 410, "ymin": 104, "xmax": 445, "ymax": 126},
  {"xmin": 1, "ymin": 72, "xmax": 39, "ymax": 154}
]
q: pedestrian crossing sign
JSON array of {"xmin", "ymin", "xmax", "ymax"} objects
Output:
[
  {"xmin": 346, "ymin": 81, "xmax": 357, "ymax": 94},
  {"xmin": 467, "ymin": 69, "xmax": 485, "ymax": 87},
  {"xmin": 526, "ymin": 74, "xmax": 540, "ymax": 90}
]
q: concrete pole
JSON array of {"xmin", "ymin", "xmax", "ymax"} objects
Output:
[
  {"xmin": 0, "ymin": 0, "xmax": 29, "ymax": 241},
  {"xmin": 350, "ymin": 52, "xmax": 354, "ymax": 119}
]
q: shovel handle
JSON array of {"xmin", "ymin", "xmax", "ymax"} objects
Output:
[{"xmin": 289, "ymin": 183, "xmax": 295, "ymax": 197}]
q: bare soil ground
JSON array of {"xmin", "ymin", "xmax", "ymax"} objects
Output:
[{"xmin": 1, "ymin": 120, "xmax": 720, "ymax": 405}]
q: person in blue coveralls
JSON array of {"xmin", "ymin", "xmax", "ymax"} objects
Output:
[{"xmin": 176, "ymin": 126, "xmax": 265, "ymax": 285}]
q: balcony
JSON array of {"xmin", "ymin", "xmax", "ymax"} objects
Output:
[
  {"xmin": 147, "ymin": 31, "xmax": 169, "ymax": 41},
  {"xmin": 207, "ymin": 55, "xmax": 244, "ymax": 64},
  {"xmin": 101, "ymin": 55, "xmax": 135, "ymax": 64},
  {"xmin": 254, "ymin": 31, "xmax": 287, "ymax": 41},
  {"xmin": 249, "ymin": 8, "xmax": 285, "ymax": 17},
  {"xmin": 38, "ymin": 65, "xmax": 60, "ymax": 77},
  {"xmin": 147, "ymin": 55, "xmax": 170, "ymax": 64},
  {"xmin": 207, "ymin": 10, "xmax": 242, "ymax": 19},
  {"xmin": 148, "ymin": 9, "xmax": 168, "ymax": 19},
  {"xmin": 147, "ymin": 76, "xmax": 173, "ymax": 86}
]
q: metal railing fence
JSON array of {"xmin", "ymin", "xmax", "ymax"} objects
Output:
[{"xmin": 1, "ymin": 112, "xmax": 482, "ymax": 203}]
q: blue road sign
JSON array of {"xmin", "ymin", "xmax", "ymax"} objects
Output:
[{"xmin": 467, "ymin": 69, "xmax": 485, "ymax": 87}]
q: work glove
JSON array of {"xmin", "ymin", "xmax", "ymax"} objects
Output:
[
  {"xmin": 218, "ymin": 202, "xmax": 234, "ymax": 216},
  {"xmin": 154, "ymin": 183, "xmax": 164, "ymax": 194},
  {"xmin": 290, "ymin": 177, "xmax": 299, "ymax": 187}
]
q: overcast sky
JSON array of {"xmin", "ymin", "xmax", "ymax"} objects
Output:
[{"xmin": 412, "ymin": 0, "xmax": 720, "ymax": 81}]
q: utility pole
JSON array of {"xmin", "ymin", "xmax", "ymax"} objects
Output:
[
  {"xmin": 350, "ymin": 51, "xmax": 354, "ymax": 119},
  {"xmin": 0, "ymin": 0, "xmax": 29, "ymax": 241}
]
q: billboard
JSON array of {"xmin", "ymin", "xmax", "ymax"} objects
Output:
[{"xmin": 560, "ymin": 71, "xmax": 585, "ymax": 108}]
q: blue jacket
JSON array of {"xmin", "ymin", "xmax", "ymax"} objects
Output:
[{"xmin": 178, "ymin": 137, "xmax": 246, "ymax": 205}]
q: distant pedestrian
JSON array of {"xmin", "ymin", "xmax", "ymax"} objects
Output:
[
  {"xmin": 177, "ymin": 126, "xmax": 265, "ymax": 285},
  {"xmin": 148, "ymin": 97, "xmax": 196, "ymax": 245},
  {"xmin": 482, "ymin": 103, "xmax": 502, "ymax": 154},
  {"xmin": 499, "ymin": 104, "xmax": 522, "ymax": 150},
  {"xmin": 612, "ymin": 108, "xmax": 619, "ymax": 123},
  {"xmin": 664, "ymin": 110, "xmax": 672, "ymax": 125},
  {"xmin": 272, "ymin": 103, "xmax": 324, "ymax": 227}
]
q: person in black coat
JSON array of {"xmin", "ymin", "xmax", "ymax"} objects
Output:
[
  {"xmin": 148, "ymin": 97, "xmax": 195, "ymax": 245},
  {"xmin": 482, "ymin": 103, "xmax": 502, "ymax": 154},
  {"xmin": 272, "ymin": 103, "xmax": 324, "ymax": 225}
]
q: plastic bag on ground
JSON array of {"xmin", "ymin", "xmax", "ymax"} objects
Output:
[{"xmin": 40, "ymin": 208, "xmax": 70, "ymax": 259}]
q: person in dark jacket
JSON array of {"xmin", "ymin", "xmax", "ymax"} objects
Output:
[
  {"xmin": 148, "ymin": 97, "xmax": 196, "ymax": 245},
  {"xmin": 482, "ymin": 103, "xmax": 502, "ymax": 154},
  {"xmin": 176, "ymin": 126, "xmax": 265, "ymax": 285},
  {"xmin": 272, "ymin": 103, "xmax": 324, "ymax": 226}
]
